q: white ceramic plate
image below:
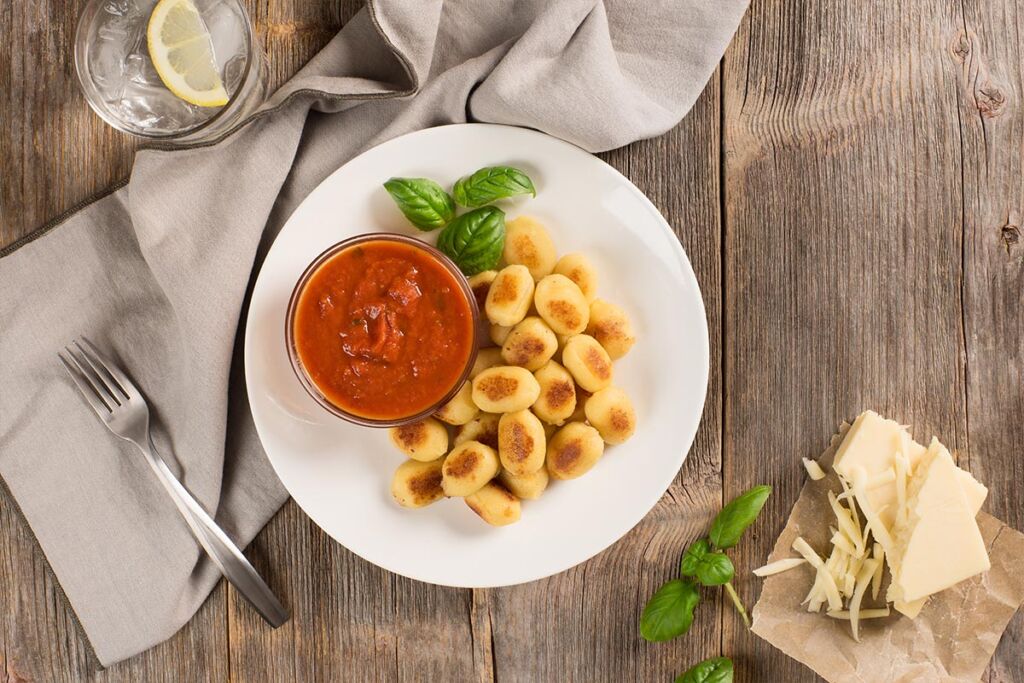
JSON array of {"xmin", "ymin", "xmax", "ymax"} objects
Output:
[{"xmin": 245, "ymin": 124, "xmax": 709, "ymax": 588}]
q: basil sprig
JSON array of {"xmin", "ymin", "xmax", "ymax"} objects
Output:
[
  {"xmin": 709, "ymin": 485, "xmax": 772, "ymax": 549},
  {"xmin": 675, "ymin": 656, "xmax": 734, "ymax": 683},
  {"xmin": 638, "ymin": 579, "xmax": 700, "ymax": 642},
  {"xmin": 640, "ymin": 484, "xmax": 771, "ymax": 650},
  {"xmin": 453, "ymin": 166, "xmax": 536, "ymax": 208},
  {"xmin": 680, "ymin": 538, "xmax": 735, "ymax": 586},
  {"xmin": 383, "ymin": 177, "xmax": 456, "ymax": 231},
  {"xmin": 437, "ymin": 206, "xmax": 506, "ymax": 275}
]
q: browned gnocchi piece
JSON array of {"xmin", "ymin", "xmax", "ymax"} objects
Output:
[
  {"xmin": 534, "ymin": 274, "xmax": 589, "ymax": 336},
  {"xmin": 391, "ymin": 458, "xmax": 445, "ymax": 508},
  {"xmin": 434, "ymin": 381, "xmax": 479, "ymax": 425},
  {"xmin": 584, "ymin": 386, "xmax": 637, "ymax": 445},
  {"xmin": 388, "ymin": 418, "xmax": 448, "ymax": 462},
  {"xmin": 586, "ymin": 299, "xmax": 636, "ymax": 360},
  {"xmin": 471, "ymin": 347, "xmax": 505, "ymax": 379},
  {"xmin": 442, "ymin": 441, "xmax": 500, "ymax": 497},
  {"xmin": 471, "ymin": 366, "xmax": 541, "ymax": 413},
  {"xmin": 553, "ymin": 253, "xmax": 598, "ymax": 302},
  {"xmin": 498, "ymin": 467, "xmax": 549, "ymax": 501},
  {"xmin": 561, "ymin": 334, "xmax": 613, "ymax": 392},
  {"xmin": 531, "ymin": 361, "xmax": 577, "ymax": 425},
  {"xmin": 465, "ymin": 482, "xmax": 521, "ymax": 526},
  {"xmin": 546, "ymin": 422, "xmax": 605, "ymax": 480},
  {"xmin": 497, "ymin": 409, "xmax": 547, "ymax": 475},
  {"xmin": 503, "ymin": 216, "xmax": 557, "ymax": 280},
  {"xmin": 501, "ymin": 316, "xmax": 557, "ymax": 370},
  {"xmin": 467, "ymin": 270, "xmax": 497, "ymax": 309},
  {"xmin": 485, "ymin": 265, "xmax": 535, "ymax": 327},
  {"xmin": 454, "ymin": 413, "xmax": 500, "ymax": 450}
]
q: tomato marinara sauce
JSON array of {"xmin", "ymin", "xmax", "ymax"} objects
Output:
[{"xmin": 291, "ymin": 237, "xmax": 476, "ymax": 422}]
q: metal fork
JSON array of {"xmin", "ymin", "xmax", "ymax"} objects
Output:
[{"xmin": 58, "ymin": 337, "xmax": 288, "ymax": 628}]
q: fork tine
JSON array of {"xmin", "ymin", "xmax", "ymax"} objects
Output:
[
  {"xmin": 65, "ymin": 344, "xmax": 122, "ymax": 408},
  {"xmin": 76, "ymin": 337, "xmax": 135, "ymax": 401},
  {"xmin": 58, "ymin": 351, "xmax": 114, "ymax": 415}
]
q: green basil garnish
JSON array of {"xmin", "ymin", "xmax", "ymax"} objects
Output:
[
  {"xmin": 452, "ymin": 166, "xmax": 536, "ymax": 208},
  {"xmin": 639, "ymin": 579, "xmax": 700, "ymax": 642},
  {"xmin": 675, "ymin": 656, "xmax": 734, "ymax": 683},
  {"xmin": 436, "ymin": 206, "xmax": 506, "ymax": 275},
  {"xmin": 709, "ymin": 485, "xmax": 772, "ymax": 550},
  {"xmin": 680, "ymin": 539, "xmax": 734, "ymax": 586},
  {"xmin": 383, "ymin": 177, "xmax": 456, "ymax": 231}
]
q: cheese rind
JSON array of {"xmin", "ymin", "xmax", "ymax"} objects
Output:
[{"xmin": 889, "ymin": 441, "xmax": 990, "ymax": 603}]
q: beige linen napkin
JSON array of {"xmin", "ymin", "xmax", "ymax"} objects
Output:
[{"xmin": 0, "ymin": 0, "xmax": 749, "ymax": 666}]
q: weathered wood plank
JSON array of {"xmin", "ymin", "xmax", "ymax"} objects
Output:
[
  {"xmin": 954, "ymin": 2, "xmax": 1024, "ymax": 680},
  {"xmin": 484, "ymin": 71, "xmax": 725, "ymax": 683},
  {"xmin": 0, "ymin": 2, "xmax": 351, "ymax": 682},
  {"xmin": 722, "ymin": 1, "xmax": 980, "ymax": 680}
]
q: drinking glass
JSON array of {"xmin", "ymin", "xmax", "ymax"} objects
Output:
[{"xmin": 75, "ymin": 0, "xmax": 266, "ymax": 142}]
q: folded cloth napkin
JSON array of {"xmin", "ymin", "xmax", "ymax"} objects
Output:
[{"xmin": 0, "ymin": 0, "xmax": 747, "ymax": 666}]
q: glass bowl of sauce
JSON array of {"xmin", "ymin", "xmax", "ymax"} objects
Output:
[{"xmin": 286, "ymin": 234, "xmax": 479, "ymax": 427}]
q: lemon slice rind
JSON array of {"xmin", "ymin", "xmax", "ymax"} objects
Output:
[{"xmin": 146, "ymin": 0, "xmax": 230, "ymax": 108}]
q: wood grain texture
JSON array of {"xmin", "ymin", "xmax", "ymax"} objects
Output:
[{"xmin": 2, "ymin": 0, "xmax": 1023, "ymax": 682}]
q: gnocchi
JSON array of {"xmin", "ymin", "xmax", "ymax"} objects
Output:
[
  {"xmin": 534, "ymin": 274, "xmax": 589, "ymax": 336},
  {"xmin": 584, "ymin": 386, "xmax": 637, "ymax": 445},
  {"xmin": 498, "ymin": 467, "xmax": 549, "ymax": 501},
  {"xmin": 503, "ymin": 216, "xmax": 557, "ymax": 280},
  {"xmin": 501, "ymin": 316, "xmax": 557, "ymax": 370},
  {"xmin": 586, "ymin": 299, "xmax": 636, "ymax": 360},
  {"xmin": 386, "ymin": 211, "xmax": 642, "ymax": 527},
  {"xmin": 388, "ymin": 418, "xmax": 448, "ymax": 462},
  {"xmin": 490, "ymin": 323, "xmax": 513, "ymax": 346},
  {"xmin": 465, "ymin": 482, "xmax": 522, "ymax": 527},
  {"xmin": 497, "ymin": 409, "xmax": 547, "ymax": 475},
  {"xmin": 531, "ymin": 361, "xmax": 577, "ymax": 425},
  {"xmin": 434, "ymin": 381, "xmax": 480, "ymax": 425},
  {"xmin": 391, "ymin": 458, "xmax": 445, "ymax": 508},
  {"xmin": 467, "ymin": 269, "xmax": 497, "ymax": 309},
  {"xmin": 471, "ymin": 347, "xmax": 505, "ymax": 379},
  {"xmin": 454, "ymin": 413, "xmax": 500, "ymax": 450},
  {"xmin": 442, "ymin": 441, "xmax": 500, "ymax": 497},
  {"xmin": 561, "ymin": 334, "xmax": 613, "ymax": 392},
  {"xmin": 546, "ymin": 422, "xmax": 605, "ymax": 480},
  {"xmin": 471, "ymin": 366, "xmax": 541, "ymax": 413},
  {"xmin": 485, "ymin": 265, "xmax": 535, "ymax": 327},
  {"xmin": 553, "ymin": 253, "xmax": 598, "ymax": 302}
]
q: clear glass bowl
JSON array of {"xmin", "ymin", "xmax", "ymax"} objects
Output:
[
  {"xmin": 285, "ymin": 233, "xmax": 481, "ymax": 428},
  {"xmin": 74, "ymin": 0, "xmax": 266, "ymax": 142}
]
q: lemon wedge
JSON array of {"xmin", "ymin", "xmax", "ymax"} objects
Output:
[{"xmin": 146, "ymin": 0, "xmax": 229, "ymax": 107}]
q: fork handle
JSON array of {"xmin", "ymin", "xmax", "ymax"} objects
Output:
[{"xmin": 138, "ymin": 437, "xmax": 289, "ymax": 627}]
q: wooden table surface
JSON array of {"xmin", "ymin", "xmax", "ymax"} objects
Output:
[{"xmin": 2, "ymin": 1, "xmax": 1022, "ymax": 681}]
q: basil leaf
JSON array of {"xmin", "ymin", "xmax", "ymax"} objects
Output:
[
  {"xmin": 695, "ymin": 552, "xmax": 734, "ymax": 586},
  {"xmin": 453, "ymin": 166, "xmax": 536, "ymax": 207},
  {"xmin": 680, "ymin": 538, "xmax": 711, "ymax": 577},
  {"xmin": 709, "ymin": 485, "xmax": 772, "ymax": 550},
  {"xmin": 639, "ymin": 579, "xmax": 700, "ymax": 642},
  {"xmin": 383, "ymin": 177, "xmax": 455, "ymax": 231},
  {"xmin": 437, "ymin": 206, "xmax": 506, "ymax": 276},
  {"xmin": 675, "ymin": 656, "xmax": 734, "ymax": 683}
]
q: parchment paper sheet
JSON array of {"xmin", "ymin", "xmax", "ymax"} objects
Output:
[{"xmin": 751, "ymin": 425, "xmax": 1024, "ymax": 683}]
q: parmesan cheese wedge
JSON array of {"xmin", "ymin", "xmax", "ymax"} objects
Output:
[
  {"xmin": 834, "ymin": 411, "xmax": 926, "ymax": 529},
  {"xmin": 887, "ymin": 440, "xmax": 990, "ymax": 605}
]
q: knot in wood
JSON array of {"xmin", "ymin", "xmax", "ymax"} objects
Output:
[
  {"xmin": 952, "ymin": 32, "xmax": 971, "ymax": 62},
  {"xmin": 1001, "ymin": 224, "xmax": 1020, "ymax": 252},
  {"xmin": 976, "ymin": 84, "xmax": 1006, "ymax": 118}
]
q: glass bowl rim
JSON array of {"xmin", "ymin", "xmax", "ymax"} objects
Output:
[
  {"xmin": 73, "ymin": 0, "xmax": 256, "ymax": 140},
  {"xmin": 285, "ymin": 232, "xmax": 481, "ymax": 428}
]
